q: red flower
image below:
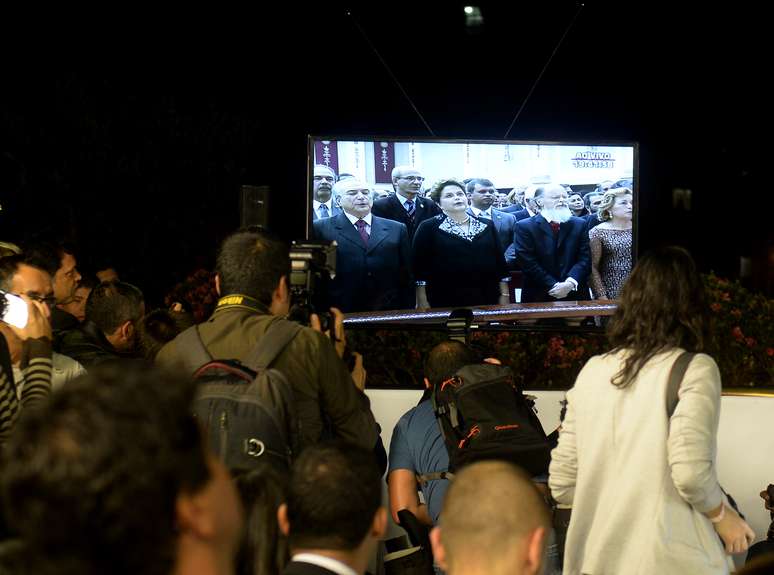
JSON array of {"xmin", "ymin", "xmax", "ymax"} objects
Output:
[
  {"xmin": 730, "ymin": 308, "xmax": 742, "ymax": 318},
  {"xmin": 710, "ymin": 303, "xmax": 722, "ymax": 312},
  {"xmin": 767, "ymin": 348, "xmax": 774, "ymax": 357},
  {"xmin": 731, "ymin": 326, "xmax": 744, "ymax": 341},
  {"xmin": 721, "ymin": 292, "xmax": 731, "ymax": 302},
  {"xmin": 745, "ymin": 337, "xmax": 756, "ymax": 348}
]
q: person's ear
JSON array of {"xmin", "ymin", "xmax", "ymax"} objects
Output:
[
  {"xmin": 121, "ymin": 320, "xmax": 134, "ymax": 343},
  {"xmin": 277, "ymin": 503, "xmax": 290, "ymax": 537},
  {"xmin": 214, "ymin": 274, "xmax": 221, "ymax": 296},
  {"xmin": 429, "ymin": 526, "xmax": 448, "ymax": 571},
  {"xmin": 524, "ymin": 526, "xmax": 547, "ymax": 575},
  {"xmin": 372, "ymin": 507, "xmax": 388, "ymax": 539}
]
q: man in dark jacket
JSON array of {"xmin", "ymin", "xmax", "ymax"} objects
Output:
[
  {"xmin": 156, "ymin": 229, "xmax": 381, "ymax": 456},
  {"xmin": 59, "ymin": 281, "xmax": 145, "ymax": 367},
  {"xmin": 514, "ymin": 185, "xmax": 591, "ymax": 303}
]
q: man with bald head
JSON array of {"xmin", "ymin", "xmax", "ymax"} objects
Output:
[
  {"xmin": 514, "ymin": 184, "xmax": 591, "ymax": 303},
  {"xmin": 312, "ymin": 164, "xmax": 343, "ymax": 220},
  {"xmin": 429, "ymin": 461, "xmax": 551, "ymax": 575},
  {"xmin": 313, "ymin": 178, "xmax": 413, "ymax": 312},
  {"xmin": 371, "ymin": 165, "xmax": 441, "ymax": 242}
]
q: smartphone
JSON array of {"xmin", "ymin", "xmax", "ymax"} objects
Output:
[{"xmin": 2, "ymin": 291, "xmax": 28, "ymax": 329}]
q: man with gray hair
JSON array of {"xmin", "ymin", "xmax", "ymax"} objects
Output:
[
  {"xmin": 313, "ymin": 178, "xmax": 413, "ymax": 312},
  {"xmin": 429, "ymin": 460, "xmax": 551, "ymax": 575},
  {"xmin": 372, "ymin": 165, "xmax": 441, "ymax": 242}
]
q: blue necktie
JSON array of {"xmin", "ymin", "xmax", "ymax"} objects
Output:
[
  {"xmin": 405, "ymin": 199, "xmax": 415, "ymax": 219},
  {"xmin": 319, "ymin": 204, "xmax": 329, "ymax": 219}
]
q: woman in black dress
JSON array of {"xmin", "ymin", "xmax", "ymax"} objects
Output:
[{"xmin": 413, "ymin": 179, "xmax": 508, "ymax": 308}]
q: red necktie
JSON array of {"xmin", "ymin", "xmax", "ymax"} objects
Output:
[
  {"xmin": 356, "ymin": 219, "xmax": 369, "ymax": 246},
  {"xmin": 550, "ymin": 221, "xmax": 560, "ymax": 236}
]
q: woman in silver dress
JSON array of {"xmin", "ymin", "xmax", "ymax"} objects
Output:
[{"xmin": 589, "ymin": 187, "xmax": 633, "ymax": 300}]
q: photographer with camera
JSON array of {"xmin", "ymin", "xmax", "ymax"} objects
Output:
[{"xmin": 156, "ymin": 229, "xmax": 381, "ymax": 459}]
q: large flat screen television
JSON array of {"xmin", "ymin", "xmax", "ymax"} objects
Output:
[{"xmin": 307, "ymin": 136, "xmax": 637, "ymax": 317}]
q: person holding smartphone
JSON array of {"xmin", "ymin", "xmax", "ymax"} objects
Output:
[{"xmin": 0, "ymin": 292, "xmax": 53, "ymax": 446}]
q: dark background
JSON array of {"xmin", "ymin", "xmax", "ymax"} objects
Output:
[{"xmin": 1, "ymin": 2, "xmax": 770, "ymax": 306}]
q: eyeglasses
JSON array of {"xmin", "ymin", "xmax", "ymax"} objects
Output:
[
  {"xmin": 26, "ymin": 293, "xmax": 57, "ymax": 307},
  {"xmin": 399, "ymin": 176, "xmax": 425, "ymax": 182}
]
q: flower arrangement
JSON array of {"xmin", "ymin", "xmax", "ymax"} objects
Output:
[
  {"xmin": 163, "ymin": 269, "xmax": 219, "ymax": 323},
  {"xmin": 704, "ymin": 273, "xmax": 773, "ymax": 387}
]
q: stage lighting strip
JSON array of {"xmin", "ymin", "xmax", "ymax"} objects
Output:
[{"xmin": 343, "ymin": 303, "xmax": 618, "ymax": 325}]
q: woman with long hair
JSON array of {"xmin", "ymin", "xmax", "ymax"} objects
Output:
[{"xmin": 549, "ymin": 246, "xmax": 754, "ymax": 574}]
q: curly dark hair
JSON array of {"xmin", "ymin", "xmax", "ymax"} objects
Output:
[
  {"xmin": 0, "ymin": 364, "xmax": 211, "ymax": 575},
  {"xmin": 607, "ymin": 246, "xmax": 710, "ymax": 387}
]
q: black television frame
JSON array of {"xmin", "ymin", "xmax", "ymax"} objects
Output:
[{"xmin": 305, "ymin": 135, "xmax": 639, "ymax": 324}]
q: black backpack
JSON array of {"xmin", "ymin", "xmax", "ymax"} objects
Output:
[
  {"xmin": 176, "ymin": 319, "xmax": 301, "ymax": 471},
  {"xmin": 430, "ymin": 363, "xmax": 552, "ymax": 477}
]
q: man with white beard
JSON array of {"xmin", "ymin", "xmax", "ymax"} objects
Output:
[{"xmin": 514, "ymin": 185, "xmax": 591, "ymax": 303}]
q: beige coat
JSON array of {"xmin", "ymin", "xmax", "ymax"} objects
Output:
[{"xmin": 549, "ymin": 349, "xmax": 732, "ymax": 575}]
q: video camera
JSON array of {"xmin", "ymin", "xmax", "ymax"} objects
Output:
[{"xmin": 286, "ymin": 240, "xmax": 337, "ymax": 332}]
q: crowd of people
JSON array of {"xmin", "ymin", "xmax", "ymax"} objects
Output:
[
  {"xmin": 0, "ymin": 224, "xmax": 771, "ymax": 574},
  {"xmin": 311, "ymin": 163, "xmax": 634, "ymax": 313}
]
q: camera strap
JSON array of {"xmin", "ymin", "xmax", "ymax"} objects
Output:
[{"xmin": 215, "ymin": 294, "xmax": 268, "ymax": 314}]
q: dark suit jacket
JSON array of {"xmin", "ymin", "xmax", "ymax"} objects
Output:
[
  {"xmin": 312, "ymin": 203, "xmax": 343, "ymax": 221},
  {"xmin": 371, "ymin": 193, "xmax": 441, "ymax": 241},
  {"xmin": 513, "ymin": 215, "xmax": 591, "ymax": 303},
  {"xmin": 510, "ymin": 208, "xmax": 532, "ymax": 221},
  {"xmin": 467, "ymin": 207, "xmax": 517, "ymax": 266},
  {"xmin": 283, "ymin": 560, "xmax": 340, "ymax": 575},
  {"xmin": 313, "ymin": 212, "xmax": 413, "ymax": 312},
  {"xmin": 503, "ymin": 203, "xmax": 523, "ymax": 214}
]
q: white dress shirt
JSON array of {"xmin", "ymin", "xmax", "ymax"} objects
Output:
[
  {"xmin": 291, "ymin": 553, "xmax": 359, "ymax": 575},
  {"xmin": 344, "ymin": 211, "xmax": 372, "ymax": 235}
]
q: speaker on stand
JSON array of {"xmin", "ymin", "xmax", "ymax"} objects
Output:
[{"xmin": 239, "ymin": 185, "xmax": 270, "ymax": 229}]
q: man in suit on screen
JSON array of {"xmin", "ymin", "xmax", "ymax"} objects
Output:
[
  {"xmin": 514, "ymin": 185, "xmax": 591, "ymax": 303},
  {"xmin": 371, "ymin": 165, "xmax": 441, "ymax": 242},
  {"xmin": 313, "ymin": 178, "xmax": 413, "ymax": 313},
  {"xmin": 312, "ymin": 164, "xmax": 343, "ymax": 221}
]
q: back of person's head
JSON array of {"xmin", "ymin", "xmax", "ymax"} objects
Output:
[
  {"xmin": 0, "ymin": 364, "xmax": 215, "ymax": 575},
  {"xmin": 136, "ymin": 308, "xmax": 195, "ymax": 361},
  {"xmin": 85, "ymin": 280, "xmax": 144, "ymax": 336},
  {"xmin": 281, "ymin": 441, "xmax": 384, "ymax": 552},
  {"xmin": 608, "ymin": 246, "xmax": 709, "ymax": 386},
  {"xmin": 216, "ymin": 229, "xmax": 289, "ymax": 306},
  {"xmin": 424, "ymin": 340, "xmax": 479, "ymax": 388},
  {"xmin": 430, "ymin": 461, "xmax": 550, "ymax": 575},
  {"xmin": 234, "ymin": 464, "xmax": 289, "ymax": 575}
]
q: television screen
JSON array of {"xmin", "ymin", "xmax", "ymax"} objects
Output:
[{"xmin": 307, "ymin": 137, "xmax": 637, "ymax": 315}]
